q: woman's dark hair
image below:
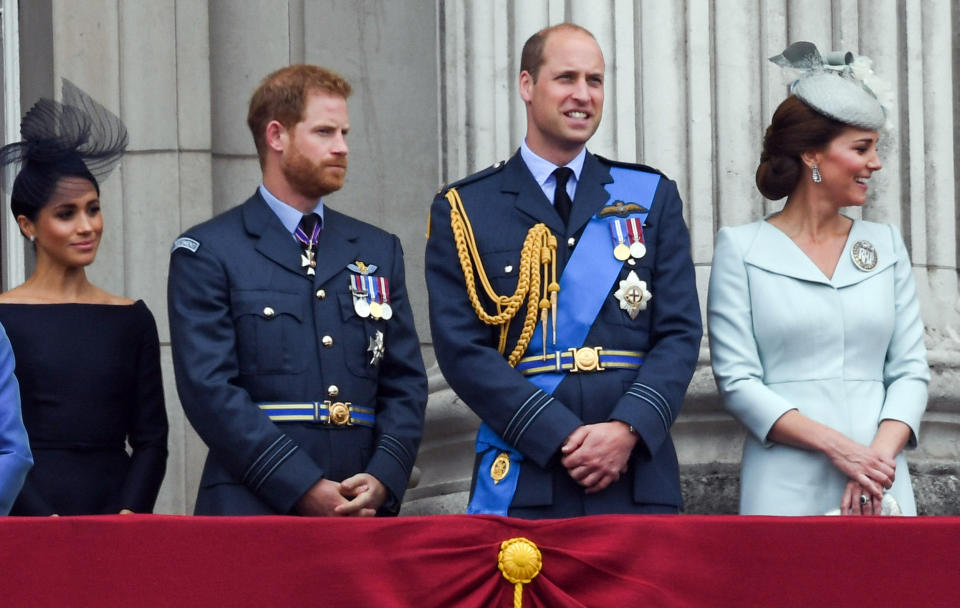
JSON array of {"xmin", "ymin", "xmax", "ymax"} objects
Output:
[
  {"xmin": 1, "ymin": 79, "xmax": 125, "ymax": 227},
  {"xmin": 10, "ymin": 154, "xmax": 100, "ymax": 222},
  {"xmin": 756, "ymin": 95, "xmax": 848, "ymax": 200}
]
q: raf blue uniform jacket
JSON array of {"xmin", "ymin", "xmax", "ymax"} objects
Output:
[
  {"xmin": 168, "ymin": 191, "xmax": 427, "ymax": 515},
  {"xmin": 425, "ymin": 151, "xmax": 702, "ymax": 517},
  {"xmin": 0, "ymin": 322, "xmax": 31, "ymax": 515}
]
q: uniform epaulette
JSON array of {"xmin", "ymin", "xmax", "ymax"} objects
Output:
[
  {"xmin": 436, "ymin": 159, "xmax": 508, "ymax": 196},
  {"xmin": 594, "ymin": 154, "xmax": 669, "ymax": 180}
]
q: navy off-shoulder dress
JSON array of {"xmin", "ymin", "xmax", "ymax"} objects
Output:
[{"xmin": 0, "ymin": 301, "xmax": 168, "ymax": 515}]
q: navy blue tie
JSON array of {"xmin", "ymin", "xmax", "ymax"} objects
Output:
[{"xmin": 553, "ymin": 167, "xmax": 573, "ymax": 226}]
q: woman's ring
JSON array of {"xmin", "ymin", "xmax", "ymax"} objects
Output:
[{"xmin": 859, "ymin": 494, "xmax": 869, "ymax": 505}]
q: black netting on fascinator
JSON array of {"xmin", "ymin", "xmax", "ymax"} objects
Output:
[{"xmin": 1, "ymin": 79, "xmax": 128, "ymax": 221}]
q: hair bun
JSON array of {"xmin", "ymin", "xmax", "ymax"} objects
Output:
[{"xmin": 756, "ymin": 154, "xmax": 801, "ymax": 200}]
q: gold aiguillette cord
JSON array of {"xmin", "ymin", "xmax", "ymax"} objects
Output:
[{"xmin": 444, "ymin": 187, "xmax": 558, "ymax": 366}]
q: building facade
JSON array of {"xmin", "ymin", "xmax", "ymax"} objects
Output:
[{"xmin": 2, "ymin": 0, "xmax": 958, "ymax": 514}]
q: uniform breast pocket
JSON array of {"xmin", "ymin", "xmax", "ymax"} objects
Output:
[
  {"xmin": 598, "ymin": 264, "xmax": 654, "ymax": 333},
  {"xmin": 337, "ymin": 293, "xmax": 383, "ymax": 380},
  {"xmin": 481, "ymin": 249, "xmax": 524, "ymax": 299},
  {"xmin": 231, "ymin": 290, "xmax": 308, "ymax": 375}
]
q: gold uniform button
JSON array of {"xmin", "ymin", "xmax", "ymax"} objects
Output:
[
  {"xmin": 262, "ymin": 306, "xmax": 275, "ymax": 318},
  {"xmin": 327, "ymin": 385, "xmax": 339, "ymax": 397},
  {"xmin": 315, "ymin": 289, "xmax": 326, "ymax": 300},
  {"xmin": 321, "ymin": 335, "xmax": 334, "ymax": 347},
  {"xmin": 567, "ymin": 237, "xmax": 576, "ymax": 248}
]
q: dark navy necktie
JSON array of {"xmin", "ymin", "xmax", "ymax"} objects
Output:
[{"xmin": 553, "ymin": 167, "xmax": 573, "ymax": 226}]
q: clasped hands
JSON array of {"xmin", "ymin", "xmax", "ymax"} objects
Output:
[
  {"xmin": 295, "ymin": 473, "xmax": 386, "ymax": 517},
  {"xmin": 831, "ymin": 438, "xmax": 896, "ymax": 516},
  {"xmin": 561, "ymin": 421, "xmax": 638, "ymax": 494}
]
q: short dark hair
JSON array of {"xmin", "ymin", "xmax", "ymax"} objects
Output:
[
  {"xmin": 247, "ymin": 64, "xmax": 352, "ymax": 165},
  {"xmin": 520, "ymin": 23, "xmax": 597, "ymax": 82},
  {"xmin": 756, "ymin": 96, "xmax": 849, "ymax": 200}
]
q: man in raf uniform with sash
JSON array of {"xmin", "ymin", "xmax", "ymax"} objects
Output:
[
  {"xmin": 169, "ymin": 65, "xmax": 426, "ymax": 516},
  {"xmin": 426, "ymin": 24, "xmax": 701, "ymax": 517}
]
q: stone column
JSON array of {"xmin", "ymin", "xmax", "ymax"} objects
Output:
[
  {"xmin": 410, "ymin": 0, "xmax": 960, "ymax": 515},
  {"xmin": 14, "ymin": 0, "xmax": 215, "ymax": 513},
  {"xmin": 10, "ymin": 0, "xmax": 958, "ymax": 515}
]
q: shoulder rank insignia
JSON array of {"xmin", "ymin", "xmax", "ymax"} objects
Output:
[
  {"xmin": 438, "ymin": 159, "xmax": 507, "ymax": 197},
  {"xmin": 593, "ymin": 154, "xmax": 668, "ymax": 179}
]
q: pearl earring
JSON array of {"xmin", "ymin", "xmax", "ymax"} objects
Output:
[{"xmin": 29, "ymin": 235, "xmax": 35, "ymax": 243}]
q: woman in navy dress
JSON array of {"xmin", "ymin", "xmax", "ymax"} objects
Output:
[{"xmin": 0, "ymin": 81, "xmax": 167, "ymax": 515}]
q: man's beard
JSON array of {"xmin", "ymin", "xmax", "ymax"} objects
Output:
[{"xmin": 281, "ymin": 146, "xmax": 347, "ymax": 200}]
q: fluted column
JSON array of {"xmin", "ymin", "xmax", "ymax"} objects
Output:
[{"xmin": 419, "ymin": 0, "xmax": 960, "ymax": 515}]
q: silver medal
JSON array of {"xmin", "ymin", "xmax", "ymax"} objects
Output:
[{"xmin": 354, "ymin": 297, "xmax": 371, "ymax": 318}]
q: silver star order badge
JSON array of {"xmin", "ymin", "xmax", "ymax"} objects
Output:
[
  {"xmin": 614, "ymin": 270, "xmax": 652, "ymax": 320},
  {"xmin": 368, "ymin": 330, "xmax": 385, "ymax": 366}
]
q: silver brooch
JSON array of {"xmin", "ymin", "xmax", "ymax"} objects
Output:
[{"xmin": 851, "ymin": 240, "xmax": 877, "ymax": 272}]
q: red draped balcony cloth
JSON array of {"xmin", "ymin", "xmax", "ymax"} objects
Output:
[{"xmin": 1, "ymin": 514, "xmax": 957, "ymax": 607}]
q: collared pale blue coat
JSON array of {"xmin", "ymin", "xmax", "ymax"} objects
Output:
[
  {"xmin": 0, "ymin": 322, "xmax": 31, "ymax": 515},
  {"xmin": 168, "ymin": 192, "xmax": 427, "ymax": 515},
  {"xmin": 426, "ymin": 151, "xmax": 702, "ymax": 517},
  {"xmin": 708, "ymin": 219, "xmax": 929, "ymax": 515}
]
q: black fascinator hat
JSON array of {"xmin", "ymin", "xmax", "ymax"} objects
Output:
[{"xmin": 1, "ymin": 79, "xmax": 128, "ymax": 222}]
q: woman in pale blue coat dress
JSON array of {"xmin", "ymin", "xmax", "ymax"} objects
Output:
[{"xmin": 708, "ymin": 42, "xmax": 929, "ymax": 516}]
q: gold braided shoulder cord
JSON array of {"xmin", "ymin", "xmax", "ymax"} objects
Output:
[{"xmin": 445, "ymin": 187, "xmax": 559, "ymax": 366}]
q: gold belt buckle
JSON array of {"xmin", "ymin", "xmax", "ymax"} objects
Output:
[
  {"xmin": 327, "ymin": 401, "xmax": 352, "ymax": 426},
  {"xmin": 568, "ymin": 347, "xmax": 603, "ymax": 372}
]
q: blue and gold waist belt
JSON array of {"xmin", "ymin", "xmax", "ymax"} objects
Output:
[
  {"xmin": 515, "ymin": 347, "xmax": 645, "ymax": 376},
  {"xmin": 257, "ymin": 401, "xmax": 375, "ymax": 427}
]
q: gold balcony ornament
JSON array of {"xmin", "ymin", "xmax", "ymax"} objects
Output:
[{"xmin": 498, "ymin": 537, "xmax": 542, "ymax": 608}]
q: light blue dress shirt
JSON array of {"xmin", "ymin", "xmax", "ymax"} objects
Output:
[
  {"xmin": 258, "ymin": 183, "xmax": 324, "ymax": 237},
  {"xmin": 519, "ymin": 140, "xmax": 586, "ymax": 204}
]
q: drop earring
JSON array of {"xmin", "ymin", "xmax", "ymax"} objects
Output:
[
  {"xmin": 29, "ymin": 235, "xmax": 35, "ymax": 243},
  {"xmin": 811, "ymin": 164, "xmax": 822, "ymax": 183}
]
